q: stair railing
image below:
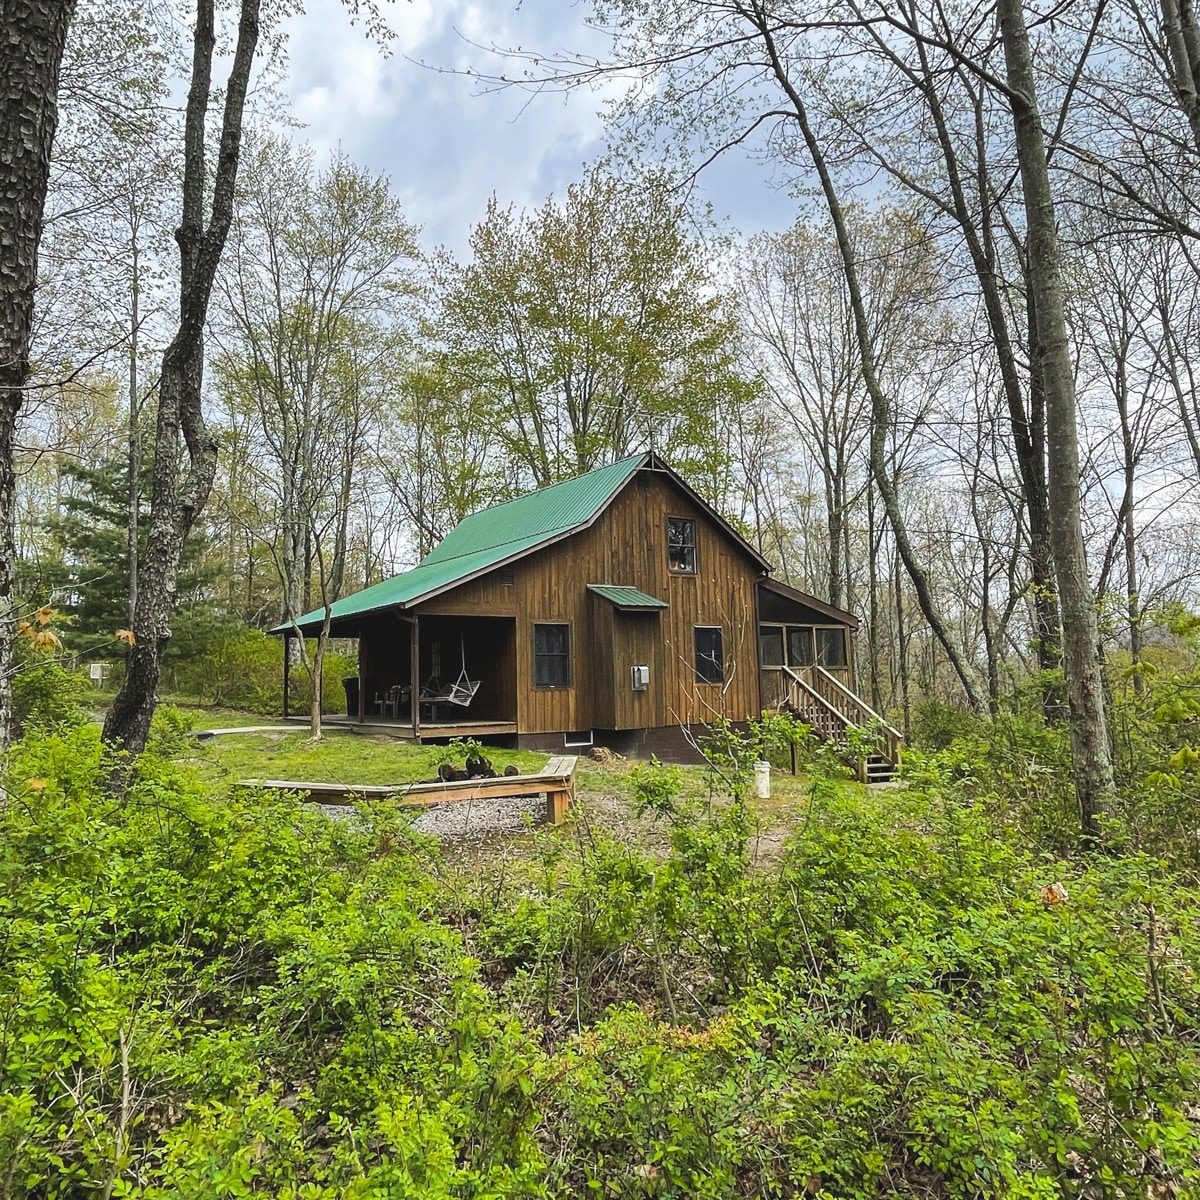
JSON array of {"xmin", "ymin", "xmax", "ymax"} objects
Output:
[
  {"xmin": 810, "ymin": 665, "xmax": 904, "ymax": 768},
  {"xmin": 777, "ymin": 664, "xmax": 903, "ymax": 776},
  {"xmin": 779, "ymin": 666, "xmax": 855, "ymax": 747}
]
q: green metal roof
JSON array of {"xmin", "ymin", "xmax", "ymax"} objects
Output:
[
  {"xmin": 277, "ymin": 453, "xmax": 648, "ymax": 633},
  {"xmin": 587, "ymin": 584, "xmax": 668, "ymax": 610},
  {"xmin": 422, "ymin": 455, "xmax": 646, "ymax": 566}
]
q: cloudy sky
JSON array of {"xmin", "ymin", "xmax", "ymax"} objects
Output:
[{"xmin": 278, "ymin": 0, "xmax": 797, "ymax": 257}]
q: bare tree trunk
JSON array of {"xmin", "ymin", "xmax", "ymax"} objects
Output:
[
  {"xmin": 826, "ymin": 493, "xmax": 843, "ymax": 609},
  {"xmin": 0, "ymin": 0, "xmax": 75, "ymax": 747},
  {"xmin": 853, "ymin": 25, "xmax": 1065, "ymax": 709},
  {"xmin": 867, "ymin": 479, "xmax": 883, "ymax": 712},
  {"xmin": 1161, "ymin": 0, "xmax": 1200, "ymax": 153},
  {"xmin": 103, "ymin": 0, "xmax": 260, "ymax": 755},
  {"xmin": 996, "ymin": 0, "xmax": 1114, "ymax": 837},
  {"xmin": 310, "ymin": 622, "xmax": 329, "ymax": 738},
  {"xmin": 127, "ymin": 220, "xmax": 140, "ymax": 628},
  {"xmin": 1114, "ymin": 358, "xmax": 1144, "ymax": 695},
  {"xmin": 753, "ymin": 7, "xmax": 987, "ymax": 711},
  {"xmin": 1123, "ymin": 502, "xmax": 1142, "ymax": 695},
  {"xmin": 1023, "ymin": 283, "xmax": 1065, "ymax": 714},
  {"xmin": 895, "ymin": 543, "xmax": 912, "ymax": 739},
  {"xmin": 975, "ymin": 506, "xmax": 1000, "ymax": 713}
]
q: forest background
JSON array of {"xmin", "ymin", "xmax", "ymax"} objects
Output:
[{"xmin": 13, "ymin": 0, "xmax": 1199, "ymax": 756}]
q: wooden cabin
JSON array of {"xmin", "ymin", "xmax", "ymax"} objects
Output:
[{"xmin": 279, "ymin": 453, "xmax": 899, "ymax": 771}]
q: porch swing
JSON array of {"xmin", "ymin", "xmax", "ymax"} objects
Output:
[{"xmin": 419, "ymin": 631, "xmax": 482, "ymax": 709}]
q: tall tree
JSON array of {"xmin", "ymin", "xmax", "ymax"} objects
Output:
[
  {"xmin": 42, "ymin": 455, "xmax": 218, "ymax": 660},
  {"xmin": 430, "ymin": 166, "xmax": 753, "ymax": 491},
  {"xmin": 0, "ymin": 0, "xmax": 76, "ymax": 746},
  {"xmin": 739, "ymin": 210, "xmax": 948, "ymax": 614},
  {"xmin": 22, "ymin": 1, "xmax": 176, "ymax": 642},
  {"xmin": 215, "ymin": 136, "xmax": 420, "ymax": 636},
  {"xmin": 103, "ymin": 0, "xmax": 261, "ymax": 754},
  {"xmin": 739, "ymin": 220, "xmax": 871, "ymax": 610},
  {"xmin": 995, "ymin": 0, "xmax": 1114, "ymax": 832},
  {"xmin": 380, "ymin": 365, "xmax": 505, "ymax": 557}
]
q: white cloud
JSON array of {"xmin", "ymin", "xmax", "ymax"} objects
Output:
[{"xmin": 276, "ymin": 0, "xmax": 795, "ymax": 259}]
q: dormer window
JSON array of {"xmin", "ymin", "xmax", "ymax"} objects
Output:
[{"xmin": 667, "ymin": 517, "xmax": 697, "ymax": 573}]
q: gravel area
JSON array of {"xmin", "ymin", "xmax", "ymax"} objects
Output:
[
  {"xmin": 315, "ymin": 792, "xmax": 547, "ymax": 839},
  {"xmin": 411, "ymin": 793, "xmax": 547, "ymax": 837}
]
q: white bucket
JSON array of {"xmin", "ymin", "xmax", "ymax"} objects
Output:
[{"xmin": 753, "ymin": 760, "xmax": 771, "ymax": 799}]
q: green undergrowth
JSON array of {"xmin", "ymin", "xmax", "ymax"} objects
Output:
[
  {"xmin": 169, "ymin": 704, "xmax": 285, "ymax": 731},
  {"xmin": 2, "ymin": 717, "xmax": 1199, "ymax": 1198}
]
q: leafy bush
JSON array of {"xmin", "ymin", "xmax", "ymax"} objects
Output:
[
  {"xmin": 146, "ymin": 702, "xmax": 196, "ymax": 757},
  {"xmin": 172, "ymin": 625, "xmax": 283, "ymax": 710},
  {"xmin": 292, "ymin": 646, "xmax": 357, "ymax": 715},
  {"xmin": 170, "ymin": 625, "xmax": 355, "ymax": 715},
  {"xmin": 2, "ymin": 719, "xmax": 1198, "ymax": 1198},
  {"xmin": 10, "ymin": 655, "xmax": 88, "ymax": 736},
  {"xmin": 910, "ymin": 697, "xmax": 990, "ymax": 750}
]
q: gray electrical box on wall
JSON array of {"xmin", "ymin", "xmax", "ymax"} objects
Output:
[{"xmin": 631, "ymin": 664, "xmax": 650, "ymax": 691}]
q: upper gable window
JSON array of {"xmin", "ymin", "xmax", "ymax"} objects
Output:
[{"xmin": 667, "ymin": 517, "xmax": 697, "ymax": 573}]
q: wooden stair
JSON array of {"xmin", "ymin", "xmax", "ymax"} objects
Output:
[
  {"xmin": 863, "ymin": 753, "xmax": 897, "ymax": 786},
  {"xmin": 775, "ymin": 665, "xmax": 903, "ymax": 785}
]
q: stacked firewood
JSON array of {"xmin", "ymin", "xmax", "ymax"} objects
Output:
[{"xmin": 435, "ymin": 752, "xmax": 520, "ymax": 783}]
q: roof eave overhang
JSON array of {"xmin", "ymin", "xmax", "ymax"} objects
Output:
[{"xmin": 758, "ymin": 576, "xmax": 861, "ymax": 629}]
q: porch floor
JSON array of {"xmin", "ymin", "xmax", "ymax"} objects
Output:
[{"xmin": 287, "ymin": 715, "xmax": 519, "ymax": 741}]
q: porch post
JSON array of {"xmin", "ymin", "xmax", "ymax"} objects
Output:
[
  {"xmin": 409, "ymin": 616, "xmax": 421, "ymax": 739},
  {"xmin": 282, "ymin": 633, "xmax": 290, "ymax": 718},
  {"xmin": 357, "ymin": 632, "xmax": 366, "ymax": 724},
  {"xmin": 753, "ymin": 574, "xmax": 765, "ymax": 719}
]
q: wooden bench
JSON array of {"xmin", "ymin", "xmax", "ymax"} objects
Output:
[{"xmin": 236, "ymin": 754, "xmax": 578, "ymax": 825}]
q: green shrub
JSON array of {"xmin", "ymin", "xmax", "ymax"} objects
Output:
[
  {"xmin": 146, "ymin": 702, "xmax": 197, "ymax": 758},
  {"xmin": 3, "ymin": 719, "xmax": 1199, "ymax": 1198},
  {"xmin": 173, "ymin": 625, "xmax": 283, "ymax": 710},
  {"xmin": 170, "ymin": 626, "xmax": 355, "ymax": 715},
  {"xmin": 10, "ymin": 655, "xmax": 88, "ymax": 735},
  {"xmin": 290, "ymin": 646, "xmax": 356, "ymax": 715},
  {"xmin": 910, "ymin": 697, "xmax": 990, "ymax": 750}
]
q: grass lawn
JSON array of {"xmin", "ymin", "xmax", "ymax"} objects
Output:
[
  {"xmin": 196, "ymin": 728, "xmax": 551, "ymax": 787},
  {"xmin": 178, "ymin": 705, "xmax": 288, "ymax": 731},
  {"xmin": 83, "ymin": 693, "xmax": 285, "ymax": 732},
  {"xmin": 184, "ymin": 717, "xmax": 821, "ymax": 862},
  {"xmin": 193, "ymin": 725, "xmax": 817, "ymax": 798}
]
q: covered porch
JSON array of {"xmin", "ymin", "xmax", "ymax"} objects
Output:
[
  {"xmin": 283, "ymin": 610, "xmax": 519, "ymax": 742},
  {"xmin": 756, "ymin": 577, "xmax": 858, "ymax": 711}
]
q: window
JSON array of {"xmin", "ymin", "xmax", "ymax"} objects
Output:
[
  {"xmin": 816, "ymin": 627, "xmax": 848, "ymax": 668},
  {"xmin": 759, "ymin": 627, "xmax": 785, "ymax": 668},
  {"xmin": 533, "ymin": 623, "xmax": 571, "ymax": 687},
  {"xmin": 787, "ymin": 627, "xmax": 814, "ymax": 667},
  {"xmin": 695, "ymin": 626, "xmax": 724, "ymax": 683},
  {"xmin": 667, "ymin": 517, "xmax": 697, "ymax": 573}
]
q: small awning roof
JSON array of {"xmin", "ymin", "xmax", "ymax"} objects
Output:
[{"xmin": 587, "ymin": 584, "xmax": 669, "ymax": 611}]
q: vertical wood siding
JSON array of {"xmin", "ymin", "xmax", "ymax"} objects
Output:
[{"xmin": 416, "ymin": 468, "xmax": 763, "ymax": 735}]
